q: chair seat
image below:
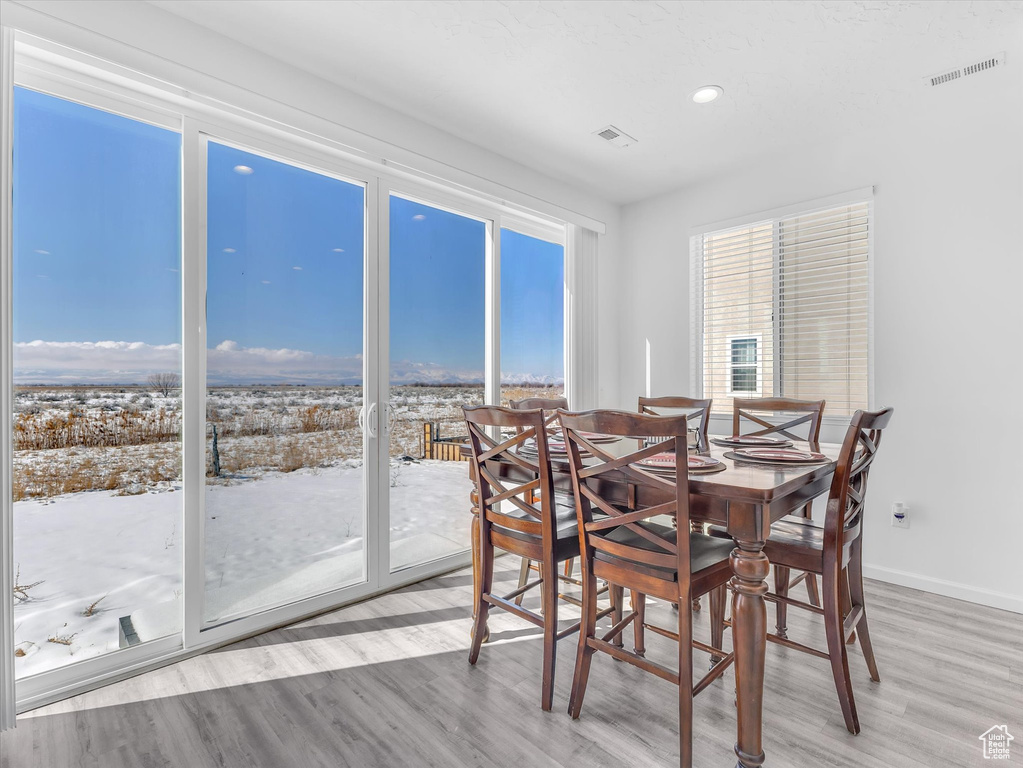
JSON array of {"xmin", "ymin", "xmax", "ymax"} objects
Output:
[
  {"xmin": 596, "ymin": 520, "xmax": 735, "ymax": 577},
  {"xmin": 491, "ymin": 496, "xmax": 580, "ymax": 548},
  {"xmin": 766, "ymin": 515, "xmax": 826, "ymax": 550}
]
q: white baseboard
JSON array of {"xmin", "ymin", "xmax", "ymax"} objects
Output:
[{"xmin": 862, "ymin": 563, "xmax": 1023, "ymax": 615}]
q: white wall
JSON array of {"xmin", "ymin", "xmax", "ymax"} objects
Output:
[{"xmin": 617, "ymin": 63, "xmax": 1023, "ymax": 613}]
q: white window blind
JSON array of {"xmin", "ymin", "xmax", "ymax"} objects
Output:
[{"xmin": 693, "ymin": 197, "xmax": 871, "ymax": 418}]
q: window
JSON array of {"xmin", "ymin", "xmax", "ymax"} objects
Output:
[
  {"xmin": 728, "ymin": 336, "xmax": 761, "ymax": 395},
  {"xmin": 4, "ymin": 34, "xmax": 589, "ymax": 711},
  {"xmin": 12, "ymin": 86, "xmax": 182, "ymax": 676},
  {"xmin": 500, "ymin": 227, "xmax": 565, "ymax": 404},
  {"xmin": 693, "ymin": 195, "xmax": 871, "ymax": 417},
  {"xmin": 387, "ymin": 194, "xmax": 484, "ymax": 573}
]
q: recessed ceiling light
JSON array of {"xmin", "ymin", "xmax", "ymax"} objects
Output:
[
  {"xmin": 34, "ymin": 249, "xmax": 50, "ymax": 255},
  {"xmin": 233, "ymin": 165, "xmax": 254, "ymax": 175},
  {"xmin": 412, "ymin": 214, "xmax": 426, "ymax": 221},
  {"xmin": 332, "ymin": 248, "xmax": 345, "ymax": 253},
  {"xmin": 690, "ymin": 85, "xmax": 723, "ymax": 104},
  {"xmin": 223, "ymin": 248, "xmax": 236, "ymax": 253}
]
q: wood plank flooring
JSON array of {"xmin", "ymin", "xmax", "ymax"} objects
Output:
[{"xmin": 2, "ymin": 558, "xmax": 1021, "ymax": 767}]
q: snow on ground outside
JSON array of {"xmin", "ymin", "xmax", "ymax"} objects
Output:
[{"xmin": 13, "ymin": 460, "xmax": 470, "ymax": 678}]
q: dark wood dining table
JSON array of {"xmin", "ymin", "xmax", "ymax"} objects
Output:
[{"xmin": 466, "ymin": 437, "xmax": 840, "ymax": 768}]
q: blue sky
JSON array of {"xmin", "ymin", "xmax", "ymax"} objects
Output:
[{"xmin": 13, "ymin": 86, "xmax": 563, "ymax": 385}]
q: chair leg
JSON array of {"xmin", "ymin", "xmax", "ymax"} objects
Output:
[
  {"xmin": 774, "ymin": 565, "xmax": 791, "ymax": 639},
  {"xmin": 514, "ymin": 557, "xmax": 531, "ymax": 606},
  {"xmin": 564, "ymin": 558, "xmax": 574, "ymax": 578},
  {"xmin": 708, "ymin": 585, "xmax": 727, "ymax": 665},
  {"xmin": 796, "ymin": 504, "xmax": 821, "ymax": 608},
  {"xmin": 631, "ymin": 590, "xmax": 646, "ymax": 656},
  {"xmin": 839, "ymin": 569, "xmax": 855, "ymax": 644},
  {"xmin": 540, "ymin": 558, "xmax": 559, "ymax": 712},
  {"xmin": 822, "ymin": 568, "xmax": 860, "ymax": 734},
  {"xmin": 805, "ymin": 572, "xmax": 821, "ymax": 607},
  {"xmin": 848, "ymin": 540, "xmax": 880, "ymax": 682},
  {"xmin": 469, "ymin": 529, "xmax": 494, "ymax": 665},
  {"xmin": 678, "ymin": 588, "xmax": 695, "ymax": 768},
  {"xmin": 568, "ymin": 566, "xmax": 599, "ymax": 719},
  {"xmin": 610, "ymin": 584, "xmax": 625, "ymax": 648}
]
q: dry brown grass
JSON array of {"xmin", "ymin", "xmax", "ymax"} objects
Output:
[
  {"xmin": 14, "ymin": 407, "xmax": 179, "ymax": 451},
  {"xmin": 12, "ymin": 442, "xmax": 182, "ymax": 500},
  {"xmin": 81, "ymin": 596, "xmax": 107, "ymax": 617},
  {"xmin": 47, "ymin": 629, "xmax": 77, "ymax": 646},
  {"xmin": 13, "ymin": 564, "xmax": 44, "ymax": 602},
  {"xmin": 209, "ymin": 431, "xmax": 349, "ymax": 476},
  {"xmin": 13, "ymin": 384, "xmax": 562, "ymax": 498}
]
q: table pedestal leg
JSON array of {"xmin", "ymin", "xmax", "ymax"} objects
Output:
[{"xmin": 731, "ymin": 540, "xmax": 769, "ymax": 768}]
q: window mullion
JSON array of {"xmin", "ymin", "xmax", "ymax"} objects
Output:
[{"xmin": 486, "ymin": 217, "xmax": 500, "ymax": 405}]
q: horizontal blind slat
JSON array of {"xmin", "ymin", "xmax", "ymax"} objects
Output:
[{"xmin": 700, "ymin": 199, "xmax": 871, "ymax": 418}]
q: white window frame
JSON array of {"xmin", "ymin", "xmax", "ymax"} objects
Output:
[
  {"xmin": 725, "ymin": 334, "xmax": 763, "ymax": 397},
  {"xmin": 690, "ymin": 187, "xmax": 875, "ymax": 429},
  {"xmin": 1, "ymin": 28, "xmax": 589, "ymax": 715}
]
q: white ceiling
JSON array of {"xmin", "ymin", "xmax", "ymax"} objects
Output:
[{"xmin": 151, "ymin": 0, "xmax": 1022, "ymax": 204}]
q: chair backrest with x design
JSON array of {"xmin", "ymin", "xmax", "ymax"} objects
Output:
[
  {"xmin": 509, "ymin": 396, "xmax": 569, "ymax": 437},
  {"xmin": 638, "ymin": 395, "xmax": 712, "ymax": 451},
  {"xmin": 732, "ymin": 397, "xmax": 826, "ymax": 445},
  {"xmin": 823, "ymin": 407, "xmax": 894, "ymax": 557},
  {"xmin": 558, "ymin": 409, "xmax": 692, "ymax": 600},
  {"xmin": 463, "ymin": 405, "xmax": 558, "ymax": 551}
]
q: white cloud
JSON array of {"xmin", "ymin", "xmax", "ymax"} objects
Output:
[
  {"xmin": 14, "ymin": 340, "xmax": 182, "ymax": 384},
  {"xmin": 207, "ymin": 341, "xmax": 363, "ymax": 384}
]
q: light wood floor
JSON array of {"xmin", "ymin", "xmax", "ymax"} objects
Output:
[{"xmin": 2, "ymin": 558, "xmax": 1021, "ymax": 768}]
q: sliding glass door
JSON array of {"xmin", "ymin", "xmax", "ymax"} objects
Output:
[
  {"xmin": 202, "ymin": 139, "xmax": 368, "ymax": 626},
  {"xmin": 11, "ymin": 87, "xmax": 182, "ymax": 676},
  {"xmin": 6, "ymin": 48, "xmax": 571, "ymax": 708},
  {"xmin": 386, "ymin": 195, "xmax": 482, "ymax": 573}
]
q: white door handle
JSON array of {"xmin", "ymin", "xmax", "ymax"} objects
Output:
[{"xmin": 365, "ymin": 402, "xmax": 378, "ymax": 439}]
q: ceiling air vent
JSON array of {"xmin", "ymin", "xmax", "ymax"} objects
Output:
[
  {"xmin": 924, "ymin": 52, "xmax": 1005, "ymax": 87},
  {"xmin": 594, "ymin": 124, "xmax": 637, "ymax": 148}
]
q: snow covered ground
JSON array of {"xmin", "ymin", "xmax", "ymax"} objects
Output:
[
  {"xmin": 13, "ymin": 459, "xmax": 471, "ymax": 679},
  {"xmin": 11, "ymin": 383, "xmax": 561, "ymax": 679}
]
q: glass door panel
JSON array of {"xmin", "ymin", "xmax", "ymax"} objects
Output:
[
  {"xmin": 499, "ymin": 229, "xmax": 565, "ymax": 404},
  {"xmin": 203, "ymin": 141, "xmax": 366, "ymax": 625},
  {"xmin": 11, "ymin": 87, "xmax": 183, "ymax": 676},
  {"xmin": 387, "ymin": 196, "xmax": 482, "ymax": 572}
]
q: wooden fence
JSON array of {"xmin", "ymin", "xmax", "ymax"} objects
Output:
[{"xmin": 423, "ymin": 421, "xmax": 470, "ymax": 461}]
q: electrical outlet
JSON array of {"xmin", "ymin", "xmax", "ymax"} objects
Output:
[{"xmin": 891, "ymin": 502, "xmax": 909, "ymax": 529}]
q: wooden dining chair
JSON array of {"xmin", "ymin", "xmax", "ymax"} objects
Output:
[
  {"xmin": 637, "ymin": 396, "xmax": 714, "ymax": 613},
  {"xmin": 732, "ymin": 396, "xmax": 826, "ymax": 628},
  {"xmin": 558, "ymin": 409, "xmax": 734, "ymax": 768},
  {"xmin": 732, "ymin": 396, "xmax": 826, "ymax": 445},
  {"xmin": 509, "ymin": 395, "xmax": 568, "ymax": 425},
  {"xmin": 463, "ymin": 404, "xmax": 615, "ymax": 712},
  {"xmin": 638, "ymin": 395, "xmax": 712, "ymax": 451},
  {"xmin": 508, "ymin": 396, "xmax": 571, "ymax": 603},
  {"xmin": 722, "ymin": 406, "xmax": 894, "ymax": 734}
]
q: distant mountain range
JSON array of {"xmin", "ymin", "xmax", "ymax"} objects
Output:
[{"xmin": 13, "ymin": 339, "xmax": 563, "ymax": 387}]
